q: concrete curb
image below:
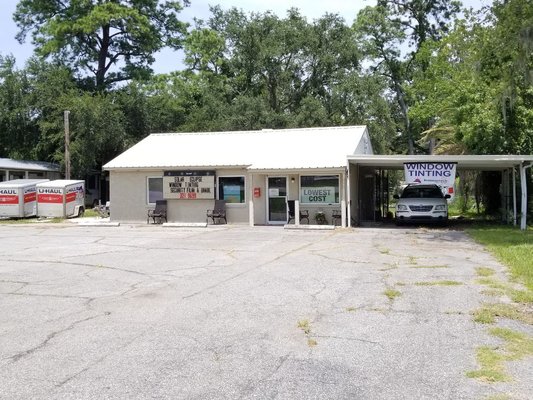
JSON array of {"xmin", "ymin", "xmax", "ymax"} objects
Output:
[
  {"xmin": 284, "ymin": 224, "xmax": 336, "ymax": 230},
  {"xmin": 163, "ymin": 222, "xmax": 208, "ymax": 228}
]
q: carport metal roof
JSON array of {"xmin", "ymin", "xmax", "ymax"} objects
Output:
[
  {"xmin": 347, "ymin": 154, "xmax": 533, "ymax": 170},
  {"xmin": 347, "ymin": 154, "xmax": 533, "ymax": 230}
]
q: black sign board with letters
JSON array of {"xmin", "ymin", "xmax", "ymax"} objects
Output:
[{"xmin": 163, "ymin": 170, "xmax": 216, "ymax": 200}]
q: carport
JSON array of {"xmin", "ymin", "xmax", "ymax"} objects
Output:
[{"xmin": 347, "ymin": 155, "xmax": 533, "ymax": 230}]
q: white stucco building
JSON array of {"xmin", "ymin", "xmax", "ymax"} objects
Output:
[
  {"xmin": 103, "ymin": 126, "xmax": 373, "ymax": 226},
  {"xmin": 103, "ymin": 126, "xmax": 533, "ymax": 229}
]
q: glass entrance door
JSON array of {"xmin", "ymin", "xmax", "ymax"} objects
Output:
[{"xmin": 267, "ymin": 177, "xmax": 287, "ymax": 224}]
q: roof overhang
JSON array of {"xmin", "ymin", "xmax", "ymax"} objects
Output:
[{"xmin": 347, "ymin": 155, "xmax": 533, "ymax": 170}]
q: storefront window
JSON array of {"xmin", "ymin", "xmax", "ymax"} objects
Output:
[
  {"xmin": 300, "ymin": 175, "xmax": 339, "ymax": 204},
  {"xmin": 218, "ymin": 176, "xmax": 245, "ymax": 203},
  {"xmin": 147, "ymin": 177, "xmax": 163, "ymax": 204}
]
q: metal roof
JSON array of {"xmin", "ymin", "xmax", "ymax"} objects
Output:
[
  {"xmin": 348, "ymin": 155, "xmax": 533, "ymax": 170},
  {"xmin": 0, "ymin": 158, "xmax": 60, "ymax": 172},
  {"xmin": 104, "ymin": 126, "xmax": 371, "ymax": 171}
]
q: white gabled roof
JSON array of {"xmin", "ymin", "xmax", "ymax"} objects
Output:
[{"xmin": 104, "ymin": 126, "xmax": 371, "ymax": 171}]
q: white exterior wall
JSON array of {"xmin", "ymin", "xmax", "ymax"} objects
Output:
[
  {"xmin": 249, "ymin": 169, "xmax": 346, "ymax": 225},
  {"xmin": 110, "ymin": 168, "xmax": 348, "ymax": 225},
  {"xmin": 110, "ymin": 169, "xmax": 251, "ymax": 223},
  {"xmin": 295, "ymin": 170, "xmax": 346, "ymax": 225}
]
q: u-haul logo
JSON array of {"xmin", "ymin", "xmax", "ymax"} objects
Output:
[
  {"xmin": 38, "ymin": 188, "xmax": 62, "ymax": 194},
  {"xmin": 24, "ymin": 187, "xmax": 37, "ymax": 194},
  {"xmin": 0, "ymin": 189, "xmax": 17, "ymax": 195}
]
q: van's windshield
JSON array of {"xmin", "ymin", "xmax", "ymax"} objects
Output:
[{"xmin": 401, "ymin": 187, "xmax": 444, "ymax": 199}]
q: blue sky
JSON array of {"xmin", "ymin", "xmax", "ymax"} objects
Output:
[
  {"xmin": 0, "ymin": 0, "xmax": 488, "ymax": 74},
  {"xmin": 0, "ymin": 0, "xmax": 376, "ymax": 74}
]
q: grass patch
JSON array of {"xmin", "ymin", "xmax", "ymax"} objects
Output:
[
  {"xmin": 408, "ymin": 256, "xmax": 418, "ymax": 265},
  {"xmin": 490, "ymin": 327, "xmax": 533, "ymax": 360},
  {"xmin": 481, "ymin": 289, "xmax": 506, "ymax": 297},
  {"xmin": 297, "ymin": 319, "xmax": 311, "ymax": 335},
  {"xmin": 378, "ymin": 248, "xmax": 390, "ymax": 255},
  {"xmin": 379, "ymin": 264, "xmax": 398, "ymax": 271},
  {"xmin": 476, "ymin": 276, "xmax": 533, "ymax": 304},
  {"xmin": 298, "ymin": 319, "xmax": 318, "ymax": 347},
  {"xmin": 383, "ymin": 288, "xmax": 401, "ymax": 301},
  {"xmin": 468, "ymin": 327, "xmax": 533, "ymax": 383},
  {"xmin": 509, "ymin": 289, "xmax": 533, "ymax": 304},
  {"xmin": 346, "ymin": 307, "xmax": 357, "ymax": 312},
  {"xmin": 466, "ymin": 346, "xmax": 510, "ymax": 382},
  {"xmin": 82, "ymin": 209, "xmax": 100, "ymax": 218},
  {"xmin": 472, "ymin": 303, "xmax": 533, "ymax": 325},
  {"xmin": 476, "ymin": 277, "xmax": 509, "ymax": 290},
  {"xmin": 415, "ymin": 280, "xmax": 463, "ymax": 286},
  {"xmin": 0, "ymin": 217, "xmax": 35, "ymax": 224},
  {"xmin": 467, "ymin": 226, "xmax": 533, "ymax": 292},
  {"xmin": 0, "ymin": 216, "xmax": 64, "ymax": 224},
  {"xmin": 410, "ymin": 265, "xmax": 449, "ymax": 269},
  {"xmin": 476, "ymin": 267, "xmax": 495, "ymax": 277}
]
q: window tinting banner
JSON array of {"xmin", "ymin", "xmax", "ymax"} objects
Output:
[{"xmin": 403, "ymin": 163, "xmax": 456, "ymax": 195}]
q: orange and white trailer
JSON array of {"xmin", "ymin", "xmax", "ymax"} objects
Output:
[
  {"xmin": 0, "ymin": 179, "xmax": 50, "ymax": 218},
  {"xmin": 36, "ymin": 180, "xmax": 85, "ymax": 218}
]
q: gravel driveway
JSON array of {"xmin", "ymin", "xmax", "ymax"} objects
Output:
[{"xmin": 0, "ymin": 224, "xmax": 530, "ymax": 399}]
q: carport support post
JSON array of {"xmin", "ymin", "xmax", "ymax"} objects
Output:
[
  {"xmin": 513, "ymin": 168, "xmax": 517, "ymax": 226},
  {"xmin": 295, "ymin": 200, "xmax": 300, "ymax": 226},
  {"xmin": 520, "ymin": 162, "xmax": 532, "ymax": 230},
  {"xmin": 249, "ymin": 200, "xmax": 254, "ymax": 227},
  {"xmin": 341, "ymin": 200, "xmax": 346, "ymax": 228}
]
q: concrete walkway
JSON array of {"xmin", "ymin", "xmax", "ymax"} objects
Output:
[{"xmin": 0, "ymin": 224, "xmax": 530, "ymax": 399}]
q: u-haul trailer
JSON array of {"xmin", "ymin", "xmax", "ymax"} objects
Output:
[
  {"xmin": 36, "ymin": 180, "xmax": 85, "ymax": 218},
  {"xmin": 0, "ymin": 179, "xmax": 50, "ymax": 218}
]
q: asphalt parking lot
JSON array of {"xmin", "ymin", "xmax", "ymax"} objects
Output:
[{"xmin": 0, "ymin": 223, "xmax": 530, "ymax": 399}]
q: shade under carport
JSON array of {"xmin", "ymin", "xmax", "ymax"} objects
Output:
[{"xmin": 347, "ymin": 154, "xmax": 533, "ymax": 230}]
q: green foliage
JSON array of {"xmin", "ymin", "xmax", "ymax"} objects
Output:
[
  {"xmin": 14, "ymin": 0, "xmax": 190, "ymax": 90},
  {"xmin": 410, "ymin": 0, "xmax": 533, "ymax": 155},
  {"xmin": 0, "ymin": 55, "xmax": 39, "ymax": 158},
  {"xmin": 3, "ymin": 1, "xmax": 532, "ymax": 179},
  {"xmin": 467, "ymin": 226, "xmax": 533, "ymax": 291}
]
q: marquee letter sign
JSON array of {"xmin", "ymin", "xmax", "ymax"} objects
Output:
[{"xmin": 163, "ymin": 171, "xmax": 216, "ymax": 200}]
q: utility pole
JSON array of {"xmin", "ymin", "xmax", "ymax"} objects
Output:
[{"xmin": 64, "ymin": 110, "xmax": 71, "ymax": 179}]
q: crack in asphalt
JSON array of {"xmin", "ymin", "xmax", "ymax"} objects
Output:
[
  {"xmin": 182, "ymin": 231, "xmax": 338, "ymax": 300},
  {"xmin": 7, "ymin": 314, "xmax": 105, "ymax": 363}
]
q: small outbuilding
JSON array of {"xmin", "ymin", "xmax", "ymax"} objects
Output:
[
  {"xmin": 0, "ymin": 158, "xmax": 60, "ymax": 182},
  {"xmin": 103, "ymin": 126, "xmax": 373, "ymax": 226}
]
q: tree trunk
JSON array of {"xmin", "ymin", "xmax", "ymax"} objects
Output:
[{"xmin": 96, "ymin": 25, "xmax": 110, "ymax": 90}]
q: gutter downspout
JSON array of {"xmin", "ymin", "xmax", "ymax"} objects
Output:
[{"xmin": 520, "ymin": 162, "xmax": 533, "ymax": 230}]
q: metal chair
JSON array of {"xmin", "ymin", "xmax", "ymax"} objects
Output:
[
  {"xmin": 287, "ymin": 200, "xmax": 309, "ymax": 224},
  {"xmin": 147, "ymin": 200, "xmax": 167, "ymax": 224},
  {"xmin": 207, "ymin": 199, "xmax": 227, "ymax": 224}
]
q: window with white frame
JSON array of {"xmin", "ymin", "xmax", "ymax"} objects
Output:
[
  {"xmin": 147, "ymin": 177, "xmax": 163, "ymax": 204},
  {"xmin": 300, "ymin": 175, "xmax": 339, "ymax": 204},
  {"xmin": 218, "ymin": 176, "xmax": 245, "ymax": 203}
]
